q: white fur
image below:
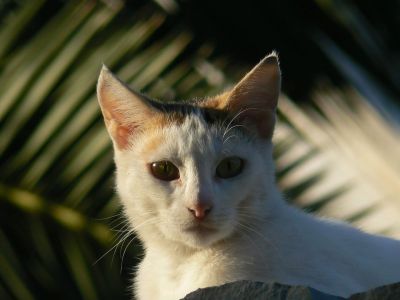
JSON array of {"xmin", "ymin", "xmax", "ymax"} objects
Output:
[{"xmin": 112, "ymin": 114, "xmax": 400, "ymax": 299}]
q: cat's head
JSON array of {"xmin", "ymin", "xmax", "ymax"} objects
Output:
[{"xmin": 97, "ymin": 53, "xmax": 281, "ymax": 249}]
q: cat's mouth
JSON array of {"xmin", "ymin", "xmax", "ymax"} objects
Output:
[{"xmin": 185, "ymin": 223, "xmax": 217, "ymax": 234}]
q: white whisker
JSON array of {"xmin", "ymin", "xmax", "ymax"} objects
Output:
[{"xmin": 93, "ymin": 217, "xmax": 158, "ymax": 266}]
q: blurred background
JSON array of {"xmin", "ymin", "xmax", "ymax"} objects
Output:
[{"xmin": 0, "ymin": 0, "xmax": 399, "ymax": 299}]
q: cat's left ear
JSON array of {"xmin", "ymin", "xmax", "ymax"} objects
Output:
[
  {"xmin": 223, "ymin": 52, "xmax": 281, "ymax": 138},
  {"xmin": 97, "ymin": 65, "xmax": 157, "ymax": 150}
]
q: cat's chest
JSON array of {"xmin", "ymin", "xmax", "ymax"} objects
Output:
[{"xmin": 136, "ymin": 249, "xmax": 242, "ymax": 300}]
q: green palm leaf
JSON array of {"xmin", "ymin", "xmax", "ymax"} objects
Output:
[{"xmin": 1, "ymin": 1, "xmax": 399, "ymax": 299}]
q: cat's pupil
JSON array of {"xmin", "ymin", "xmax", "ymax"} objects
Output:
[
  {"xmin": 150, "ymin": 161, "xmax": 179, "ymax": 181},
  {"xmin": 216, "ymin": 157, "xmax": 244, "ymax": 179}
]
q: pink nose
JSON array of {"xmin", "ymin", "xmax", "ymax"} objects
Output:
[{"xmin": 187, "ymin": 203, "xmax": 212, "ymax": 220}]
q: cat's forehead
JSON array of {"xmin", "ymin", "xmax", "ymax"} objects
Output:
[
  {"xmin": 148, "ymin": 94, "xmax": 230, "ymax": 126},
  {"xmin": 134, "ymin": 114, "xmax": 241, "ymax": 161},
  {"xmin": 133, "ymin": 94, "xmax": 251, "ymax": 159},
  {"xmin": 137, "ymin": 111, "xmax": 222, "ymax": 159}
]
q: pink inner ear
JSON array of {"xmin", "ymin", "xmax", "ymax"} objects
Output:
[
  {"xmin": 101, "ymin": 99, "xmax": 137, "ymax": 150},
  {"xmin": 102, "ymin": 95, "xmax": 135, "ymax": 150},
  {"xmin": 115, "ymin": 125, "xmax": 133, "ymax": 150}
]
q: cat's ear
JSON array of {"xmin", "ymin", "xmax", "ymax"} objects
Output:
[
  {"xmin": 223, "ymin": 52, "xmax": 281, "ymax": 138},
  {"xmin": 97, "ymin": 65, "xmax": 156, "ymax": 150}
]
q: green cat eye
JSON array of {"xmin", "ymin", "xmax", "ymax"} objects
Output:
[
  {"xmin": 216, "ymin": 157, "xmax": 244, "ymax": 179},
  {"xmin": 150, "ymin": 161, "xmax": 180, "ymax": 181}
]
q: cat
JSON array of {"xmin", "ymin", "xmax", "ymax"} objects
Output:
[{"xmin": 96, "ymin": 52, "xmax": 400, "ymax": 300}]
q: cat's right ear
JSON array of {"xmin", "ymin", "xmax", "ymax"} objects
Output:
[
  {"xmin": 203, "ymin": 52, "xmax": 281, "ymax": 139},
  {"xmin": 97, "ymin": 65, "xmax": 156, "ymax": 150}
]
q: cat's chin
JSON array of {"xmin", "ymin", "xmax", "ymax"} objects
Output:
[
  {"xmin": 159, "ymin": 223, "xmax": 231, "ymax": 249},
  {"xmin": 178, "ymin": 224, "xmax": 234, "ymax": 249},
  {"xmin": 179, "ymin": 232, "xmax": 220, "ymax": 249}
]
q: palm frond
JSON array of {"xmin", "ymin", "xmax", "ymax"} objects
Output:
[
  {"xmin": 1, "ymin": 1, "xmax": 399, "ymax": 299},
  {"xmin": 276, "ymin": 87, "xmax": 400, "ymax": 237},
  {"xmin": 0, "ymin": 1, "xmax": 222, "ymax": 298}
]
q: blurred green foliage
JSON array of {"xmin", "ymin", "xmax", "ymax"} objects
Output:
[{"xmin": 0, "ymin": 1, "xmax": 399, "ymax": 299}]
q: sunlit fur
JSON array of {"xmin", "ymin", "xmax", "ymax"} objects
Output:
[{"xmin": 97, "ymin": 55, "xmax": 400, "ymax": 300}]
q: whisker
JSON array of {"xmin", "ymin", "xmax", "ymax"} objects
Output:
[
  {"xmin": 222, "ymin": 108, "xmax": 252, "ymax": 139},
  {"xmin": 236, "ymin": 223, "xmax": 265, "ymax": 262},
  {"xmin": 93, "ymin": 231, "xmax": 131, "ymax": 266},
  {"xmin": 114, "ymin": 229, "xmax": 134, "ymax": 265},
  {"xmin": 109, "ymin": 218, "xmax": 130, "ymax": 232},
  {"xmin": 222, "ymin": 124, "xmax": 248, "ymax": 144},
  {"xmin": 120, "ymin": 234, "xmax": 138, "ymax": 273},
  {"xmin": 111, "ymin": 223, "xmax": 131, "ymax": 240},
  {"xmin": 222, "ymin": 134, "xmax": 238, "ymax": 145},
  {"xmin": 93, "ymin": 217, "xmax": 158, "ymax": 266},
  {"xmin": 222, "ymin": 106, "xmax": 268, "ymax": 140},
  {"xmin": 94, "ymin": 211, "xmax": 123, "ymax": 221},
  {"xmin": 236, "ymin": 221, "xmax": 281, "ymax": 258}
]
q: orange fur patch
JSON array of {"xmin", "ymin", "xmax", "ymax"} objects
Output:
[
  {"xmin": 138, "ymin": 131, "xmax": 165, "ymax": 158},
  {"xmin": 136, "ymin": 114, "xmax": 179, "ymax": 157},
  {"xmin": 200, "ymin": 92, "xmax": 230, "ymax": 110}
]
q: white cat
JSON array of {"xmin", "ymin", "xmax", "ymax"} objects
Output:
[{"xmin": 97, "ymin": 53, "xmax": 400, "ymax": 300}]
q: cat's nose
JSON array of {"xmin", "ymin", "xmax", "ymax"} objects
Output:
[{"xmin": 187, "ymin": 203, "xmax": 212, "ymax": 220}]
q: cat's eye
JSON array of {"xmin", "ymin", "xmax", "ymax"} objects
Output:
[
  {"xmin": 216, "ymin": 157, "xmax": 244, "ymax": 179},
  {"xmin": 150, "ymin": 161, "xmax": 180, "ymax": 181}
]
